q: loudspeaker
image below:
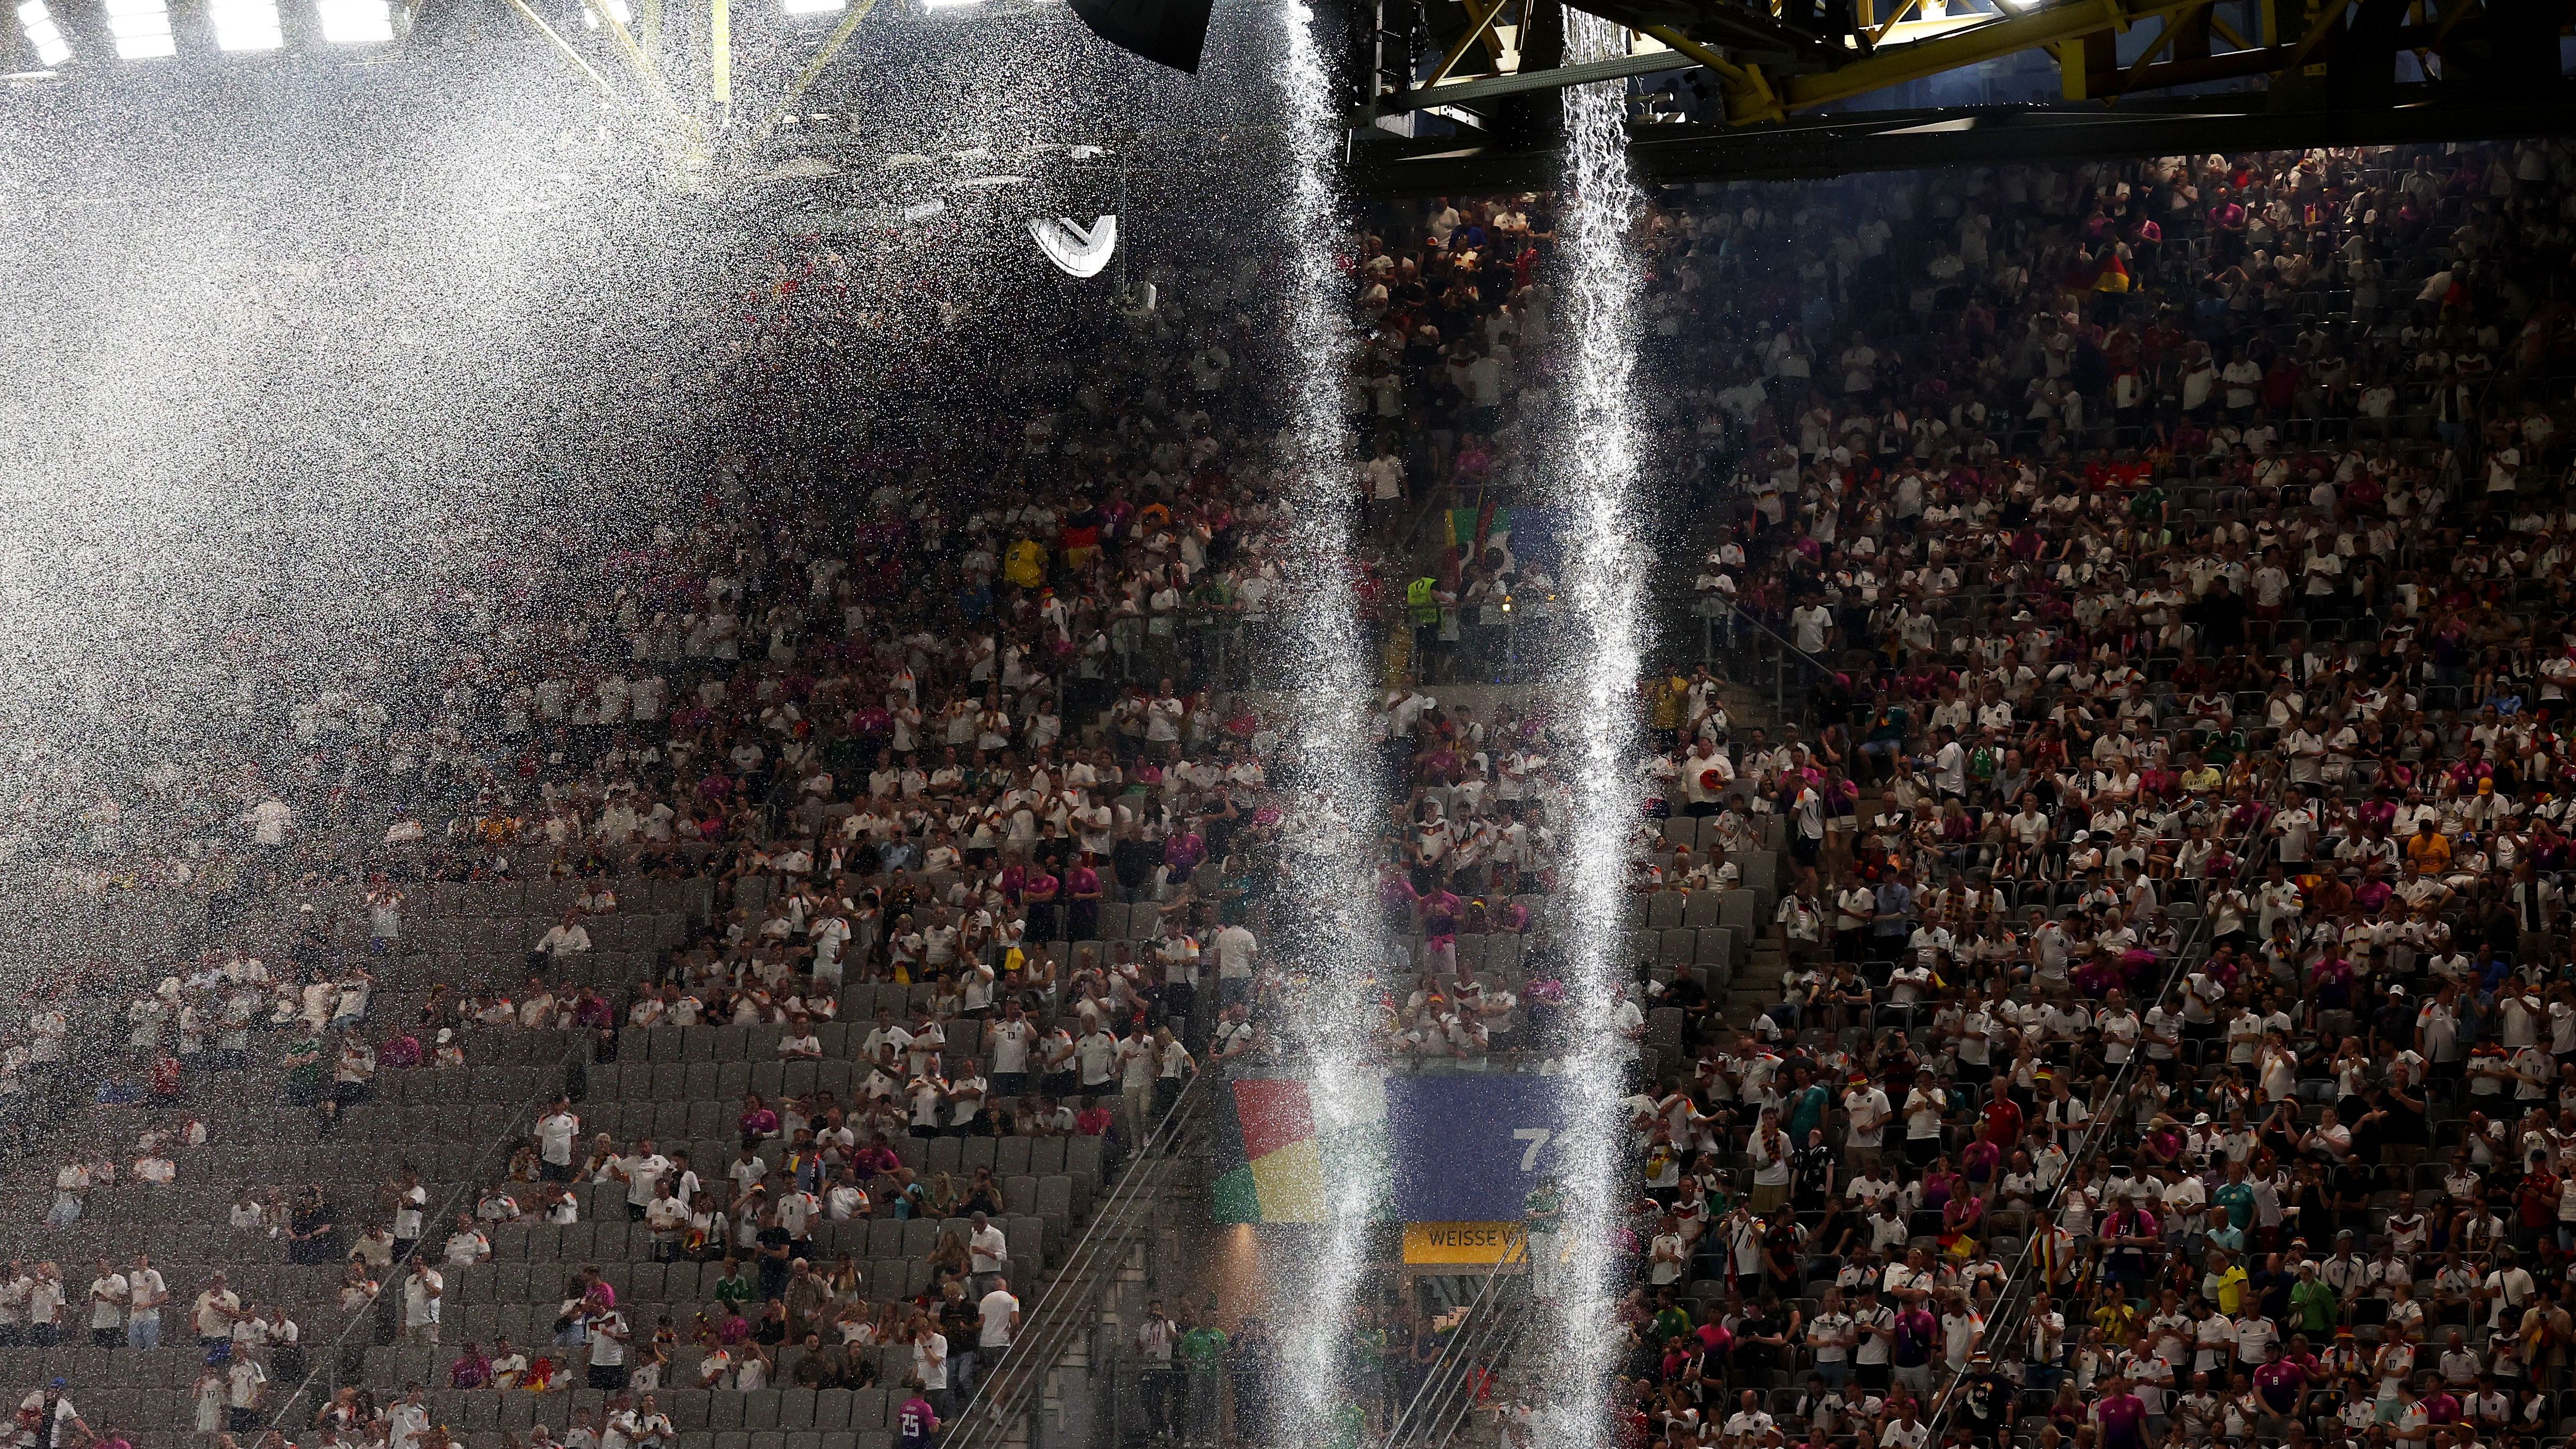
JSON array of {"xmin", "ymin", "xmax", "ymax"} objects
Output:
[{"xmin": 1067, "ymin": 0, "xmax": 1213, "ymax": 72}]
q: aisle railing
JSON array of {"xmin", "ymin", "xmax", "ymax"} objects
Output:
[
  {"xmin": 1921, "ymin": 756, "xmax": 2287, "ymax": 1433},
  {"xmin": 942, "ymin": 1072, "xmax": 1211, "ymax": 1449},
  {"xmin": 1381, "ymin": 1245, "xmax": 1534, "ymax": 1449}
]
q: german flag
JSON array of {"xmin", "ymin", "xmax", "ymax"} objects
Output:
[{"xmin": 1210, "ymin": 1079, "xmax": 1328, "ymax": 1223}]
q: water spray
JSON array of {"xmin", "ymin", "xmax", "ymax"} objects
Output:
[
  {"xmin": 1262, "ymin": 1, "xmax": 1395, "ymax": 1443},
  {"xmin": 1530, "ymin": 14, "xmax": 1650, "ymax": 1449}
]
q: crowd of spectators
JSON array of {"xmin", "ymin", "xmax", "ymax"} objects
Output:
[
  {"xmin": 15, "ymin": 91, "xmax": 2576, "ymax": 1449},
  {"xmin": 1368, "ymin": 138, "xmax": 2576, "ymax": 1449}
]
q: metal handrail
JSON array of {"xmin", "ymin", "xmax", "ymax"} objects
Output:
[
  {"xmin": 1920, "ymin": 761, "xmax": 2287, "ymax": 1431},
  {"xmin": 1380, "ymin": 1244, "xmax": 1522, "ymax": 1449},
  {"xmin": 1706, "ymin": 596, "xmax": 1844, "ymax": 717},
  {"xmin": 945, "ymin": 1070, "xmax": 1212, "ymax": 1448},
  {"xmin": 265, "ymin": 1032, "xmax": 590, "ymax": 1429},
  {"xmin": 1386, "ymin": 1254, "xmax": 1535, "ymax": 1449},
  {"xmin": 1426, "ymin": 1289, "xmax": 1534, "ymax": 1449}
]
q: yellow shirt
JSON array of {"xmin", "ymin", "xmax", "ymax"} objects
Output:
[
  {"xmin": 2405, "ymin": 833, "xmax": 2451, "ymax": 871},
  {"xmin": 1651, "ymin": 678, "xmax": 1689, "ymax": 731},
  {"xmin": 1003, "ymin": 539, "xmax": 1046, "ymax": 590},
  {"xmin": 2208, "ymin": 1265, "xmax": 2248, "ymax": 1315}
]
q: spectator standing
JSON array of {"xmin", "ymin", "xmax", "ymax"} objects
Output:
[{"xmin": 1136, "ymin": 1298, "xmax": 1178, "ymax": 1444}]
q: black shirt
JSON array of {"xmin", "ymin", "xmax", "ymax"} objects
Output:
[
  {"xmin": 1961, "ymin": 1371, "xmax": 2012, "ymax": 1429},
  {"xmin": 1792, "ymin": 1142, "xmax": 1837, "ymax": 1208}
]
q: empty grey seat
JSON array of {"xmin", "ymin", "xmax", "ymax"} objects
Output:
[
  {"xmin": 1717, "ymin": 890, "xmax": 1759, "ymax": 931},
  {"xmin": 1738, "ymin": 851, "xmax": 1780, "ymax": 894},
  {"xmin": 866, "ymin": 1220, "xmax": 906, "ymax": 1258},
  {"xmin": 1005, "ymin": 1215, "xmax": 1044, "ymax": 1271},
  {"xmin": 995, "ymin": 1137, "xmax": 1032, "ymax": 1176},
  {"xmin": 1065, "ymin": 1136, "xmax": 1103, "ymax": 1181},
  {"xmin": 1034, "ymin": 1175, "xmax": 1072, "ymax": 1226}
]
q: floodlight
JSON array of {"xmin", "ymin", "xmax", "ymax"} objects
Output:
[
  {"xmin": 314, "ymin": 0, "xmax": 391, "ymax": 41},
  {"xmin": 579, "ymin": 0, "xmax": 627, "ymax": 27},
  {"xmin": 1029, "ymin": 214, "xmax": 1116, "ymax": 278},
  {"xmin": 14, "ymin": 0, "xmax": 68, "ymax": 64},
  {"xmin": 207, "ymin": 0, "xmax": 282, "ymax": 51},
  {"xmin": 782, "ymin": 0, "xmax": 844, "ymax": 14},
  {"xmin": 919, "ymin": 0, "xmax": 984, "ymax": 9},
  {"xmin": 102, "ymin": 0, "xmax": 173, "ymax": 59}
]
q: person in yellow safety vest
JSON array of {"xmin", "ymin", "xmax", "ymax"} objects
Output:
[
  {"xmin": 1407, "ymin": 577, "xmax": 1442, "ymax": 684},
  {"xmin": 1406, "ymin": 577, "xmax": 1438, "ymax": 626}
]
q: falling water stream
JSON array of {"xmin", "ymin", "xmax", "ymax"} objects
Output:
[
  {"xmin": 1266, "ymin": 1, "xmax": 1395, "ymax": 1443},
  {"xmin": 1534, "ymin": 14, "xmax": 1651, "ymax": 1448}
]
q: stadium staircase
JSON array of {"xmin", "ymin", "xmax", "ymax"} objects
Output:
[{"xmin": 937, "ymin": 1076, "xmax": 1210, "ymax": 1449}]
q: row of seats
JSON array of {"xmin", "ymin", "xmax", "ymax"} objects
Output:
[
  {"xmin": 436, "ymin": 1247, "xmax": 1028, "ymax": 1308},
  {"xmin": 445, "ymin": 1219, "xmax": 1059, "ymax": 1283},
  {"xmin": 1652, "ymin": 815, "xmax": 1789, "ymax": 856},
  {"xmin": 1627, "ymin": 881, "xmax": 1780, "ymax": 933},
  {"xmin": 299, "ymin": 950, "xmax": 663, "ymax": 994},
  {"xmin": 0, "ymin": 1244, "xmax": 1043, "ymax": 1385},
  {"xmin": 401, "ymin": 914, "xmax": 693, "ymax": 958},
  {"xmin": 1621, "ymin": 926, "xmax": 1748, "ymax": 972},
  {"xmin": 68, "ymin": 1374, "xmax": 910, "ymax": 1440},
  {"xmin": 44, "ymin": 1197, "xmax": 1069, "ymax": 1280},
  {"xmin": 406, "ymin": 879, "xmax": 717, "ymax": 921}
]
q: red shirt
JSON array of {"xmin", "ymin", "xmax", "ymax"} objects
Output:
[{"xmin": 1981, "ymin": 1096, "xmax": 2024, "ymax": 1148}]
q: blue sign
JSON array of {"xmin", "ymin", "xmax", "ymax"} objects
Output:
[{"xmin": 1383, "ymin": 1076, "xmax": 1582, "ymax": 1222}]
